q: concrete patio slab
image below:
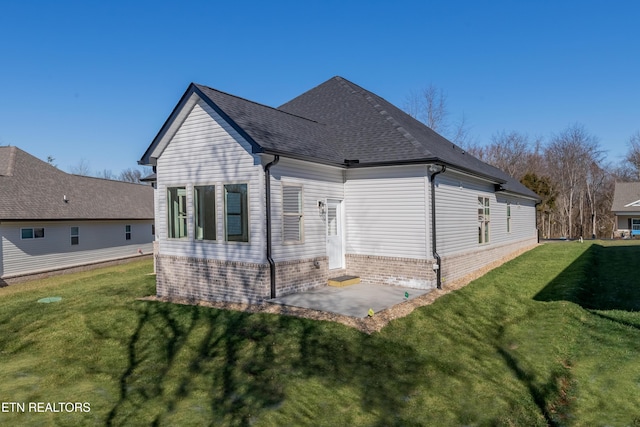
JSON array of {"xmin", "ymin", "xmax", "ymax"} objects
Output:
[{"xmin": 269, "ymin": 282, "xmax": 432, "ymax": 318}]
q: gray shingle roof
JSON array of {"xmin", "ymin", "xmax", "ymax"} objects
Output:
[
  {"xmin": 143, "ymin": 76, "xmax": 539, "ymax": 199},
  {"xmin": 0, "ymin": 146, "xmax": 154, "ymax": 221},
  {"xmin": 611, "ymin": 182, "xmax": 640, "ymax": 212}
]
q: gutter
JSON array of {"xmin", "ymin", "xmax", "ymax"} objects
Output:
[
  {"xmin": 264, "ymin": 155, "xmax": 280, "ymax": 299},
  {"xmin": 429, "ymin": 164, "xmax": 446, "ymax": 289}
]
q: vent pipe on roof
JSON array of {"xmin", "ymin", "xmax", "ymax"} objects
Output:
[
  {"xmin": 429, "ymin": 164, "xmax": 446, "ymax": 289},
  {"xmin": 264, "ymin": 155, "xmax": 280, "ymax": 299}
]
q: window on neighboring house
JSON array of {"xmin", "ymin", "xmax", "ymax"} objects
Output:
[
  {"xmin": 71, "ymin": 226, "xmax": 79, "ymax": 245},
  {"xmin": 478, "ymin": 196, "xmax": 490, "ymax": 244},
  {"xmin": 125, "ymin": 225, "xmax": 132, "ymax": 240},
  {"xmin": 194, "ymin": 185, "xmax": 216, "ymax": 241},
  {"xmin": 167, "ymin": 187, "xmax": 187, "ymax": 238},
  {"xmin": 21, "ymin": 227, "xmax": 44, "ymax": 239},
  {"xmin": 507, "ymin": 202, "xmax": 512, "ymax": 233},
  {"xmin": 282, "ymin": 185, "xmax": 303, "ymax": 243},
  {"xmin": 224, "ymin": 183, "xmax": 248, "ymax": 242}
]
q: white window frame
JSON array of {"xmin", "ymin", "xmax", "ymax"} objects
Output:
[
  {"xmin": 125, "ymin": 224, "xmax": 132, "ymax": 240},
  {"xmin": 224, "ymin": 183, "xmax": 249, "ymax": 243},
  {"xmin": 21, "ymin": 227, "xmax": 45, "ymax": 240},
  {"xmin": 167, "ymin": 186, "xmax": 188, "ymax": 239},
  {"xmin": 194, "ymin": 184, "xmax": 217, "ymax": 241},
  {"xmin": 478, "ymin": 196, "xmax": 490, "ymax": 244},
  {"xmin": 282, "ymin": 184, "xmax": 304, "ymax": 244},
  {"xmin": 506, "ymin": 202, "xmax": 512, "ymax": 234},
  {"xmin": 71, "ymin": 226, "xmax": 79, "ymax": 245}
]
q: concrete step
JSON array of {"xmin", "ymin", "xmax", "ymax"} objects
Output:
[{"xmin": 328, "ymin": 275, "xmax": 361, "ymax": 287}]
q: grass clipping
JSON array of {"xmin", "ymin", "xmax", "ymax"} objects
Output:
[{"xmin": 144, "ymin": 245, "xmax": 537, "ymax": 334}]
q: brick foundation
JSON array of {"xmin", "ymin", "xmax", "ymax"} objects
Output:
[
  {"xmin": 440, "ymin": 237, "xmax": 538, "ymax": 285},
  {"xmin": 156, "ymin": 255, "xmax": 328, "ymax": 303},
  {"xmin": 346, "ymin": 254, "xmax": 437, "ymax": 289},
  {"xmin": 156, "ymin": 237, "xmax": 538, "ymax": 303}
]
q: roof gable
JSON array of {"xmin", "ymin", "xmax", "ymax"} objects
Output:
[{"xmin": 0, "ymin": 147, "xmax": 153, "ymax": 221}]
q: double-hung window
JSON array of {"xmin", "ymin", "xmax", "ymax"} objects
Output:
[
  {"xmin": 71, "ymin": 227, "xmax": 79, "ymax": 245},
  {"xmin": 282, "ymin": 185, "xmax": 303, "ymax": 243},
  {"xmin": 194, "ymin": 185, "xmax": 216, "ymax": 241},
  {"xmin": 224, "ymin": 184, "xmax": 248, "ymax": 242},
  {"xmin": 478, "ymin": 196, "xmax": 490, "ymax": 244},
  {"xmin": 125, "ymin": 225, "xmax": 132, "ymax": 240},
  {"xmin": 506, "ymin": 202, "xmax": 512, "ymax": 233},
  {"xmin": 167, "ymin": 187, "xmax": 187, "ymax": 238}
]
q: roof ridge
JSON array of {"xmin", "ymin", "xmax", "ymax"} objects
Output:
[
  {"xmin": 334, "ymin": 77, "xmax": 432, "ymax": 157},
  {"xmin": 194, "ymin": 83, "xmax": 324, "ymax": 126}
]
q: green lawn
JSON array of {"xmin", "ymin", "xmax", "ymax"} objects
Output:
[{"xmin": 1, "ymin": 242, "xmax": 640, "ymax": 426}]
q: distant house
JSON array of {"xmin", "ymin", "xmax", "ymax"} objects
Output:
[
  {"xmin": 0, "ymin": 146, "xmax": 154, "ymax": 283},
  {"xmin": 139, "ymin": 76, "xmax": 539, "ymax": 303},
  {"xmin": 611, "ymin": 182, "xmax": 640, "ymax": 237}
]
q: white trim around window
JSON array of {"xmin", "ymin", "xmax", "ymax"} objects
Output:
[{"xmin": 20, "ymin": 227, "xmax": 45, "ymax": 240}]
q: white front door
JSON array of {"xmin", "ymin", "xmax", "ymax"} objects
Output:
[{"xmin": 327, "ymin": 199, "xmax": 344, "ymax": 269}]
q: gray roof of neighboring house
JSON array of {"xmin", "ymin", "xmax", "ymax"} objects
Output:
[
  {"xmin": 141, "ymin": 76, "xmax": 538, "ymax": 199},
  {"xmin": 611, "ymin": 182, "xmax": 640, "ymax": 213},
  {"xmin": 0, "ymin": 146, "xmax": 154, "ymax": 221}
]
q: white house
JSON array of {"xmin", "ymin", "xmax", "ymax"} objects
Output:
[
  {"xmin": 611, "ymin": 182, "xmax": 640, "ymax": 238},
  {"xmin": 0, "ymin": 146, "xmax": 155, "ymax": 284},
  {"xmin": 139, "ymin": 76, "xmax": 539, "ymax": 303}
]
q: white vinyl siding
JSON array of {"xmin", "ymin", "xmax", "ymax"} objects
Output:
[
  {"xmin": 1, "ymin": 221, "xmax": 154, "ymax": 278},
  {"xmin": 345, "ymin": 166, "xmax": 428, "ymax": 259},
  {"xmin": 155, "ymin": 99, "xmax": 265, "ymax": 263},
  {"xmin": 269, "ymin": 158, "xmax": 344, "ymax": 261},
  {"xmin": 435, "ymin": 171, "xmax": 537, "ymax": 257}
]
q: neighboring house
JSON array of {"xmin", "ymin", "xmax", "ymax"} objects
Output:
[
  {"xmin": 139, "ymin": 76, "xmax": 539, "ymax": 303},
  {"xmin": 0, "ymin": 146, "xmax": 154, "ymax": 283},
  {"xmin": 611, "ymin": 182, "xmax": 640, "ymax": 237}
]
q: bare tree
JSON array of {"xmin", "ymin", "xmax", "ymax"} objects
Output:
[
  {"xmin": 480, "ymin": 131, "xmax": 532, "ymax": 179},
  {"xmin": 69, "ymin": 158, "xmax": 91, "ymax": 176},
  {"xmin": 118, "ymin": 168, "xmax": 143, "ymax": 183},
  {"xmin": 624, "ymin": 131, "xmax": 640, "ymax": 180},
  {"xmin": 404, "ymin": 84, "xmax": 473, "ymax": 146},
  {"xmin": 96, "ymin": 169, "xmax": 116, "ymax": 180},
  {"xmin": 545, "ymin": 124, "xmax": 602, "ymax": 239}
]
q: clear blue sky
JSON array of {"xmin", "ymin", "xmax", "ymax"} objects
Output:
[{"xmin": 1, "ymin": 0, "xmax": 638, "ymax": 174}]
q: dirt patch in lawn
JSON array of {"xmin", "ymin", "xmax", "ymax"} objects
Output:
[{"xmin": 142, "ymin": 245, "xmax": 537, "ymax": 334}]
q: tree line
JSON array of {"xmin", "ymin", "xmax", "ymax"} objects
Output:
[
  {"xmin": 405, "ymin": 85, "xmax": 640, "ymax": 239},
  {"xmin": 48, "ymin": 156, "xmax": 152, "ymax": 185}
]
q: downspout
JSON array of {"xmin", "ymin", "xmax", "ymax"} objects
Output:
[
  {"xmin": 264, "ymin": 155, "xmax": 280, "ymax": 299},
  {"xmin": 429, "ymin": 164, "xmax": 446, "ymax": 289}
]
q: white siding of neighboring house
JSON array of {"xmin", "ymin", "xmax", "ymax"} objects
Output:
[
  {"xmin": 0, "ymin": 220, "xmax": 153, "ymax": 278},
  {"xmin": 155, "ymin": 99, "xmax": 266, "ymax": 263},
  {"xmin": 435, "ymin": 171, "xmax": 537, "ymax": 257},
  {"xmin": 344, "ymin": 166, "xmax": 429, "ymax": 259},
  {"xmin": 269, "ymin": 158, "xmax": 344, "ymax": 262}
]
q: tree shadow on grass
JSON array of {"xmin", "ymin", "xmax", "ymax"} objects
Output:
[
  {"xmin": 105, "ymin": 300, "xmax": 436, "ymax": 426},
  {"xmin": 533, "ymin": 243, "xmax": 640, "ymax": 312}
]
